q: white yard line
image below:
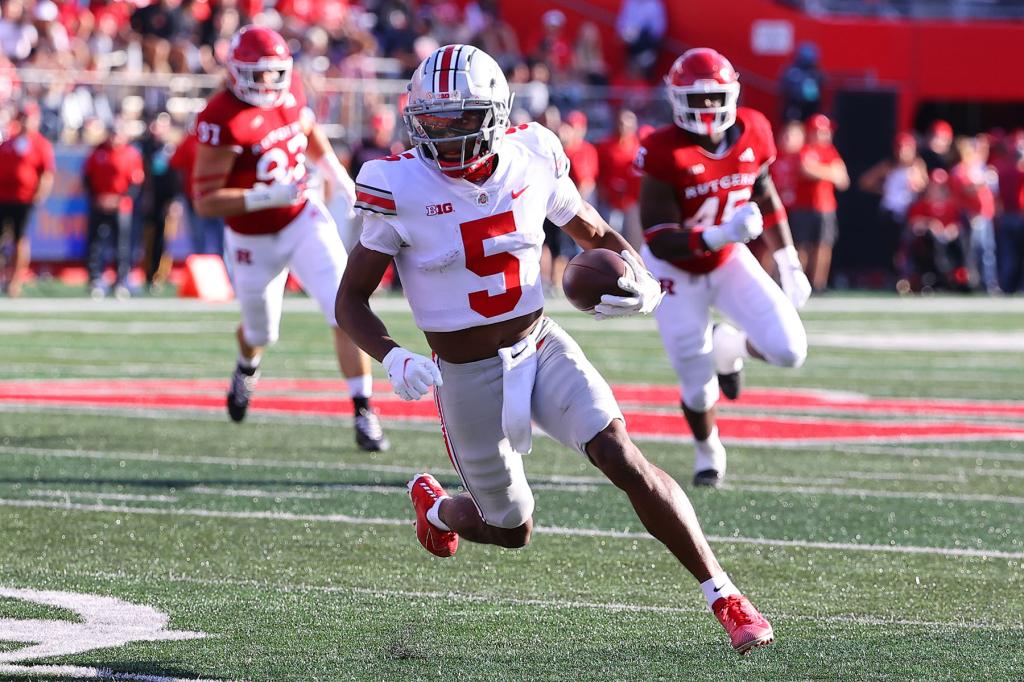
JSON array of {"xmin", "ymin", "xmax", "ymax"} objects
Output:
[
  {"xmin": 0, "ymin": 320, "xmax": 232, "ymax": 335},
  {"xmin": 0, "ymin": 445, "xmax": 989, "ymax": 488},
  {"xmin": 56, "ymin": 569, "xmax": 1019, "ymax": 633},
  {"xmin": 719, "ymin": 483, "xmax": 1024, "ymax": 505},
  {"xmin": 0, "ymin": 496, "xmax": 1020, "ymax": 560},
  {"xmin": 0, "ymin": 665, "xmax": 233, "ymax": 682},
  {"xmin": 27, "ymin": 490, "xmax": 178, "ymax": 503}
]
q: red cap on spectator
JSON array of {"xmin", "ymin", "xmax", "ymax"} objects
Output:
[
  {"xmin": 566, "ymin": 110, "xmax": 587, "ymax": 128},
  {"xmin": 805, "ymin": 114, "xmax": 834, "ymax": 133},
  {"xmin": 929, "ymin": 120, "xmax": 953, "ymax": 139},
  {"xmin": 894, "ymin": 131, "xmax": 916, "ymax": 149}
]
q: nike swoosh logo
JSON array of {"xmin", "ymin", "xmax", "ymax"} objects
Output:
[{"xmin": 511, "ymin": 185, "xmax": 529, "ymax": 199}]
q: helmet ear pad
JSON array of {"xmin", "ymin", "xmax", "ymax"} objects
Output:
[{"xmin": 403, "ymin": 45, "xmax": 513, "ymax": 174}]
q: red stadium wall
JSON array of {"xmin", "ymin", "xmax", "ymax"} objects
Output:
[{"xmin": 501, "ymin": 0, "xmax": 1024, "ymax": 128}]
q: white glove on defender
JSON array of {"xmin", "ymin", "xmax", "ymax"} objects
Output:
[
  {"xmin": 243, "ymin": 181, "xmax": 306, "ymax": 212},
  {"xmin": 382, "ymin": 347, "xmax": 443, "ymax": 401},
  {"xmin": 774, "ymin": 245, "xmax": 812, "ymax": 309},
  {"xmin": 702, "ymin": 202, "xmax": 764, "ymax": 251},
  {"xmin": 593, "ymin": 250, "xmax": 665, "ymax": 320}
]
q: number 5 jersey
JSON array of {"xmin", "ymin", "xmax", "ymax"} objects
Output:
[{"xmin": 356, "ymin": 122, "xmax": 583, "ymax": 332}]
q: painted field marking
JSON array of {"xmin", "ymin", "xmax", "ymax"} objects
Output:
[
  {"xmin": 58, "ymin": 569, "xmax": 1022, "ymax": 633},
  {"xmin": 0, "ymin": 496, "xmax": 1019, "ymax": 560},
  {"xmin": 0, "ymin": 587, "xmax": 206, "ymax": 666},
  {"xmin": 0, "ymin": 665, "xmax": 232, "ymax": 682},
  {"xmin": 28, "ymin": 490, "xmax": 179, "ymax": 503}
]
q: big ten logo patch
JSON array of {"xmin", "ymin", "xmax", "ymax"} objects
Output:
[{"xmin": 425, "ymin": 202, "xmax": 454, "ymax": 216}]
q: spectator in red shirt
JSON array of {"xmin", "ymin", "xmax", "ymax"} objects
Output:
[
  {"xmin": 596, "ymin": 109, "xmax": 642, "ymax": 248},
  {"xmin": 950, "ymin": 135, "xmax": 998, "ymax": 292},
  {"xmin": 901, "ymin": 169, "xmax": 967, "ymax": 292},
  {"xmin": 791, "ymin": 114, "xmax": 849, "ymax": 292},
  {"xmin": 0, "ymin": 100, "xmax": 54, "ymax": 297},
  {"xmin": 82, "ymin": 119, "xmax": 144, "ymax": 299}
]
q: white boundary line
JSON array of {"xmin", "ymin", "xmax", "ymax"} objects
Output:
[
  {"xmin": 0, "ymin": 665, "xmax": 233, "ymax": 682},
  {"xmin": 4, "ymin": 446, "xmax": 1024, "ymax": 504},
  {"xmin": 50, "ymin": 570, "xmax": 1020, "ymax": 633},
  {"xmin": 0, "ymin": 496, "xmax": 1020, "ymax": 560}
]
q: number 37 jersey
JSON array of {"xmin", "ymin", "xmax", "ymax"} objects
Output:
[
  {"xmin": 356, "ymin": 123, "xmax": 582, "ymax": 332},
  {"xmin": 195, "ymin": 76, "xmax": 310, "ymax": 235}
]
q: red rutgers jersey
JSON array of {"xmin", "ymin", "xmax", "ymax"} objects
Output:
[
  {"xmin": 195, "ymin": 75, "xmax": 310, "ymax": 235},
  {"xmin": 636, "ymin": 107, "xmax": 776, "ymax": 274}
]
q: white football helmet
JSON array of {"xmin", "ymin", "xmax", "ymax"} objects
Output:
[{"xmin": 404, "ymin": 45, "xmax": 513, "ymax": 175}]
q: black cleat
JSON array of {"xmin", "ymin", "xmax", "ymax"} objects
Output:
[
  {"xmin": 718, "ymin": 370, "xmax": 743, "ymax": 401},
  {"xmin": 693, "ymin": 468, "xmax": 724, "ymax": 488},
  {"xmin": 355, "ymin": 407, "xmax": 390, "ymax": 452},
  {"xmin": 227, "ymin": 364, "xmax": 259, "ymax": 423}
]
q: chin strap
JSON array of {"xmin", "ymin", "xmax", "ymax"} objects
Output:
[{"xmin": 442, "ymin": 154, "xmax": 497, "ymax": 182}]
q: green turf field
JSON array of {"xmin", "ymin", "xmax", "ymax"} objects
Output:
[{"xmin": 0, "ymin": 294, "xmax": 1022, "ymax": 681}]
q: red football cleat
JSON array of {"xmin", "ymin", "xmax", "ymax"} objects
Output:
[
  {"xmin": 712, "ymin": 594, "xmax": 775, "ymax": 654},
  {"xmin": 407, "ymin": 473, "xmax": 459, "ymax": 558}
]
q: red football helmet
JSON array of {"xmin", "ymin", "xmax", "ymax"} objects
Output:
[
  {"xmin": 227, "ymin": 26, "xmax": 293, "ymax": 108},
  {"xmin": 665, "ymin": 48, "xmax": 740, "ymax": 136}
]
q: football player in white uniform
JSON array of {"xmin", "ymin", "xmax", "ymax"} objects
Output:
[{"xmin": 336, "ymin": 45, "xmax": 774, "ymax": 654}]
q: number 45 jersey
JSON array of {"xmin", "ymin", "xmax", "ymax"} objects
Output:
[
  {"xmin": 195, "ymin": 75, "xmax": 310, "ymax": 235},
  {"xmin": 356, "ymin": 122, "xmax": 583, "ymax": 333},
  {"xmin": 635, "ymin": 107, "xmax": 777, "ymax": 274}
]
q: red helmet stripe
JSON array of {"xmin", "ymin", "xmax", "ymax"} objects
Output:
[{"xmin": 437, "ymin": 45, "xmax": 456, "ymax": 92}]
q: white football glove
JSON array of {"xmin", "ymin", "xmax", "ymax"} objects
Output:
[
  {"xmin": 702, "ymin": 202, "xmax": 764, "ymax": 251},
  {"xmin": 593, "ymin": 250, "xmax": 665, "ymax": 320},
  {"xmin": 243, "ymin": 181, "xmax": 306, "ymax": 212},
  {"xmin": 382, "ymin": 346, "xmax": 443, "ymax": 401},
  {"xmin": 774, "ymin": 245, "xmax": 812, "ymax": 309}
]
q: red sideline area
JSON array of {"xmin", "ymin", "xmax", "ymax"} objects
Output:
[{"xmin": 3, "ymin": 379, "xmax": 1024, "ymax": 444}]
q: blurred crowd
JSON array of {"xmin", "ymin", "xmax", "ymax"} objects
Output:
[
  {"xmin": 856, "ymin": 120, "xmax": 1024, "ymax": 295},
  {"xmin": 1, "ymin": 0, "xmax": 1021, "ymax": 298}
]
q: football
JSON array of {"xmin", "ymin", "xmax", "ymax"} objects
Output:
[{"xmin": 561, "ymin": 248, "xmax": 630, "ymax": 312}]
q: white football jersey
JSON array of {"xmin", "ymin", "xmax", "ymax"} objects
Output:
[{"xmin": 356, "ymin": 123, "xmax": 582, "ymax": 332}]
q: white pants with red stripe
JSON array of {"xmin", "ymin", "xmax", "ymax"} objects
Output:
[
  {"xmin": 642, "ymin": 244, "xmax": 807, "ymax": 412},
  {"xmin": 433, "ymin": 317, "xmax": 622, "ymax": 529},
  {"xmin": 225, "ymin": 199, "xmax": 346, "ymax": 348}
]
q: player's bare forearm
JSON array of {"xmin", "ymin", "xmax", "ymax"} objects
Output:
[
  {"xmin": 561, "ymin": 201, "xmax": 640, "ymax": 259},
  {"xmin": 335, "ymin": 243, "xmax": 401, "ymax": 362},
  {"xmin": 194, "ymin": 189, "xmax": 250, "ymax": 218},
  {"xmin": 752, "ymin": 171, "xmax": 794, "ymax": 250}
]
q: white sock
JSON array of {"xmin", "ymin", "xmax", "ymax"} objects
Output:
[
  {"xmin": 701, "ymin": 572, "xmax": 740, "ymax": 609},
  {"xmin": 238, "ymin": 354, "xmax": 261, "ymax": 370},
  {"xmin": 426, "ymin": 496, "xmax": 451, "ymax": 531},
  {"xmin": 347, "ymin": 374, "xmax": 373, "ymax": 399},
  {"xmin": 694, "ymin": 427, "xmax": 726, "ymax": 474}
]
